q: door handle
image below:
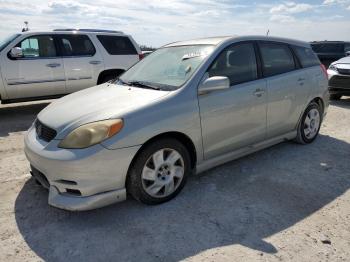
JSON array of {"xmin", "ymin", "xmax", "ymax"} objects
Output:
[
  {"xmin": 89, "ymin": 61, "xmax": 101, "ymax": 65},
  {"xmin": 298, "ymin": 78, "xmax": 305, "ymax": 81},
  {"xmin": 253, "ymin": 89, "xmax": 265, "ymax": 97},
  {"xmin": 46, "ymin": 63, "xmax": 61, "ymax": 68}
]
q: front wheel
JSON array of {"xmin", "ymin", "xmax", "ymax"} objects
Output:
[
  {"xmin": 127, "ymin": 138, "xmax": 191, "ymax": 205},
  {"xmin": 295, "ymin": 102, "xmax": 322, "ymax": 144}
]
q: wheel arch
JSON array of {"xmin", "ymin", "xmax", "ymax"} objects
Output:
[
  {"xmin": 97, "ymin": 69, "xmax": 125, "ymax": 84},
  {"xmin": 126, "ymin": 131, "xmax": 198, "ymax": 186}
]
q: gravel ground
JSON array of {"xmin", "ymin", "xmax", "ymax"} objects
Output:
[{"xmin": 0, "ymin": 98, "xmax": 349, "ymax": 262}]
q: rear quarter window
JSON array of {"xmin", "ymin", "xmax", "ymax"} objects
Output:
[
  {"xmin": 97, "ymin": 35, "xmax": 137, "ymax": 55},
  {"xmin": 293, "ymin": 46, "xmax": 320, "ymax": 68}
]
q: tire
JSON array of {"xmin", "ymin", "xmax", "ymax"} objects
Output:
[
  {"xmin": 330, "ymin": 94, "xmax": 342, "ymax": 100},
  {"xmin": 295, "ymin": 102, "xmax": 322, "ymax": 144},
  {"xmin": 127, "ymin": 138, "xmax": 191, "ymax": 205}
]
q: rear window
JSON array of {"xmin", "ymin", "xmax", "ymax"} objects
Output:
[
  {"xmin": 293, "ymin": 46, "xmax": 320, "ymax": 68},
  {"xmin": 259, "ymin": 42, "xmax": 295, "ymax": 77},
  {"xmin": 311, "ymin": 43, "xmax": 344, "ymax": 53},
  {"xmin": 97, "ymin": 35, "xmax": 137, "ymax": 55},
  {"xmin": 58, "ymin": 35, "xmax": 95, "ymax": 56}
]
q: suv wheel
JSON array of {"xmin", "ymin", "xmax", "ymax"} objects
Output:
[
  {"xmin": 330, "ymin": 94, "xmax": 342, "ymax": 100},
  {"xmin": 295, "ymin": 102, "xmax": 322, "ymax": 144},
  {"xmin": 127, "ymin": 138, "xmax": 191, "ymax": 205}
]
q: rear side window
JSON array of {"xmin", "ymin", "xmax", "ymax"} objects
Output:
[
  {"xmin": 97, "ymin": 35, "xmax": 137, "ymax": 55},
  {"xmin": 208, "ymin": 43, "xmax": 258, "ymax": 85},
  {"xmin": 259, "ymin": 43, "xmax": 295, "ymax": 77},
  {"xmin": 58, "ymin": 35, "xmax": 95, "ymax": 56},
  {"xmin": 293, "ymin": 46, "xmax": 320, "ymax": 68},
  {"xmin": 311, "ymin": 43, "xmax": 344, "ymax": 53}
]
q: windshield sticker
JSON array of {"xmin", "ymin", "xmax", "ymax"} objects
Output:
[{"xmin": 182, "ymin": 51, "xmax": 207, "ymax": 60}]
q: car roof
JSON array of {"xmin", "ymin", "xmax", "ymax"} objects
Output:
[
  {"xmin": 311, "ymin": 41, "xmax": 350, "ymax": 44},
  {"xmin": 19, "ymin": 30, "xmax": 126, "ymax": 36},
  {"xmin": 164, "ymin": 35, "xmax": 310, "ymax": 48}
]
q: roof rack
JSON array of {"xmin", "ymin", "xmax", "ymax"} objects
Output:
[{"xmin": 53, "ymin": 29, "xmax": 124, "ymax": 34}]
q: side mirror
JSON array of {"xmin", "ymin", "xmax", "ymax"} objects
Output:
[
  {"xmin": 346, "ymin": 51, "xmax": 350, "ymax": 57},
  {"xmin": 10, "ymin": 47, "xmax": 23, "ymax": 58},
  {"xmin": 198, "ymin": 76, "xmax": 230, "ymax": 95}
]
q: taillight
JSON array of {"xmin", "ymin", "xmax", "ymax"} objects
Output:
[
  {"xmin": 139, "ymin": 53, "xmax": 144, "ymax": 60},
  {"xmin": 320, "ymin": 64, "xmax": 328, "ymax": 78}
]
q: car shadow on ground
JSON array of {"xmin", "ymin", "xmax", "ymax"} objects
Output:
[
  {"xmin": 330, "ymin": 96, "xmax": 350, "ymax": 109},
  {"xmin": 15, "ymin": 134, "xmax": 350, "ymax": 262},
  {"xmin": 0, "ymin": 102, "xmax": 49, "ymax": 137}
]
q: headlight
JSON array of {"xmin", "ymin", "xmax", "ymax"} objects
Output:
[
  {"xmin": 58, "ymin": 119, "xmax": 123, "ymax": 149},
  {"xmin": 328, "ymin": 64, "xmax": 338, "ymax": 72}
]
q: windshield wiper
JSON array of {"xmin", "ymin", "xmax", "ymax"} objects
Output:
[{"xmin": 125, "ymin": 80, "xmax": 161, "ymax": 90}]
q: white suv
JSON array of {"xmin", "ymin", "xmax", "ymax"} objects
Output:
[{"xmin": 0, "ymin": 29, "xmax": 142, "ymax": 104}]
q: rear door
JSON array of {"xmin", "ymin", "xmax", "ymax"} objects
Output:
[
  {"xmin": 96, "ymin": 35, "xmax": 140, "ymax": 70},
  {"xmin": 57, "ymin": 34, "xmax": 104, "ymax": 93},
  {"xmin": 198, "ymin": 42, "xmax": 267, "ymax": 159},
  {"xmin": 1, "ymin": 34, "xmax": 65, "ymax": 99},
  {"xmin": 259, "ymin": 42, "xmax": 308, "ymax": 139}
]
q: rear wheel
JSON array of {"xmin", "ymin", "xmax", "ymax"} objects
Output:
[
  {"xmin": 295, "ymin": 102, "xmax": 322, "ymax": 144},
  {"xmin": 330, "ymin": 94, "xmax": 342, "ymax": 100},
  {"xmin": 127, "ymin": 138, "xmax": 191, "ymax": 205}
]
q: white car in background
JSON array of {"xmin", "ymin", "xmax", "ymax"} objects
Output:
[{"xmin": 0, "ymin": 29, "xmax": 142, "ymax": 104}]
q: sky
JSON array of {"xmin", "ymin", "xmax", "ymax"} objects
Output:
[{"xmin": 0, "ymin": 0, "xmax": 349, "ymax": 47}]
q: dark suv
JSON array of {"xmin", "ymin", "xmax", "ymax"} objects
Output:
[{"xmin": 311, "ymin": 41, "xmax": 350, "ymax": 68}]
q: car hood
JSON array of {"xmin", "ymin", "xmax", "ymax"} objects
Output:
[
  {"xmin": 38, "ymin": 83, "xmax": 170, "ymax": 137},
  {"xmin": 333, "ymin": 56, "xmax": 350, "ymax": 66}
]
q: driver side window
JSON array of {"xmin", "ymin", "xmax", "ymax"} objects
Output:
[
  {"xmin": 17, "ymin": 35, "xmax": 57, "ymax": 58},
  {"xmin": 208, "ymin": 43, "xmax": 258, "ymax": 86}
]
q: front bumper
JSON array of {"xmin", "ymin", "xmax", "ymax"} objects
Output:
[
  {"xmin": 24, "ymin": 125, "xmax": 141, "ymax": 211},
  {"xmin": 328, "ymin": 70, "xmax": 350, "ymax": 95}
]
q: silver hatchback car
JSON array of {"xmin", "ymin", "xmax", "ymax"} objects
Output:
[{"xmin": 24, "ymin": 36, "xmax": 329, "ymax": 211}]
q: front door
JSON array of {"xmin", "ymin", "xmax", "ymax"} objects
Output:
[
  {"xmin": 2, "ymin": 34, "xmax": 65, "ymax": 99},
  {"xmin": 198, "ymin": 42, "xmax": 267, "ymax": 160}
]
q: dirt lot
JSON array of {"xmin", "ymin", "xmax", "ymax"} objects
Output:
[{"xmin": 0, "ymin": 98, "xmax": 349, "ymax": 262}]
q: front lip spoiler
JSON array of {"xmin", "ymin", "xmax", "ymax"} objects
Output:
[{"xmin": 48, "ymin": 186, "xmax": 127, "ymax": 211}]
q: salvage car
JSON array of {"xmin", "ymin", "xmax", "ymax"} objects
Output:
[{"xmin": 24, "ymin": 36, "xmax": 329, "ymax": 211}]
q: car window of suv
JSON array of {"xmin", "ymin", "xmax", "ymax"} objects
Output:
[
  {"xmin": 259, "ymin": 42, "xmax": 295, "ymax": 77},
  {"xmin": 293, "ymin": 46, "xmax": 320, "ymax": 68},
  {"xmin": 16, "ymin": 35, "xmax": 57, "ymax": 58},
  {"xmin": 311, "ymin": 43, "xmax": 344, "ymax": 53},
  {"xmin": 208, "ymin": 43, "xmax": 258, "ymax": 86},
  {"xmin": 97, "ymin": 35, "xmax": 137, "ymax": 55},
  {"xmin": 58, "ymin": 35, "xmax": 95, "ymax": 56},
  {"xmin": 345, "ymin": 44, "xmax": 350, "ymax": 52}
]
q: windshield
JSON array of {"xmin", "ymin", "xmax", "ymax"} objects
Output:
[
  {"xmin": 0, "ymin": 34, "xmax": 21, "ymax": 52},
  {"xmin": 119, "ymin": 45, "xmax": 215, "ymax": 90}
]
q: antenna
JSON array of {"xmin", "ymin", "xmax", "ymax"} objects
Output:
[
  {"xmin": 266, "ymin": 29, "xmax": 270, "ymax": 37},
  {"xmin": 22, "ymin": 21, "xmax": 29, "ymax": 32}
]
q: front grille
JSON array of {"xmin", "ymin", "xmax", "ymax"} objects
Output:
[
  {"xmin": 329, "ymin": 75, "xmax": 350, "ymax": 89},
  {"xmin": 35, "ymin": 120, "xmax": 57, "ymax": 142},
  {"xmin": 337, "ymin": 68, "xmax": 350, "ymax": 75}
]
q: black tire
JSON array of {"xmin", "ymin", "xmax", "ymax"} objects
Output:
[
  {"xmin": 295, "ymin": 102, "xmax": 322, "ymax": 144},
  {"xmin": 330, "ymin": 94, "xmax": 342, "ymax": 100},
  {"xmin": 127, "ymin": 138, "xmax": 191, "ymax": 205}
]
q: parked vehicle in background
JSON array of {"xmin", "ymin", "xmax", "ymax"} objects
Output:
[
  {"xmin": 0, "ymin": 29, "xmax": 142, "ymax": 104},
  {"xmin": 311, "ymin": 41, "xmax": 350, "ymax": 68},
  {"xmin": 24, "ymin": 35, "xmax": 329, "ymax": 211},
  {"xmin": 328, "ymin": 56, "xmax": 350, "ymax": 100}
]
